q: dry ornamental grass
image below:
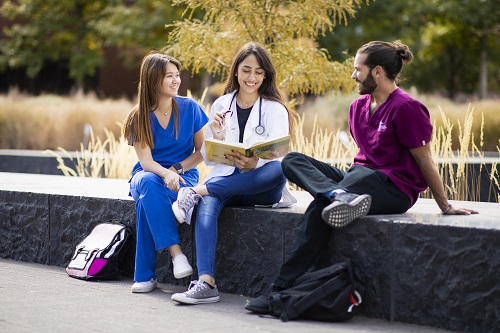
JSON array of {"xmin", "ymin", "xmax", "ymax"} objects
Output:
[{"xmin": 1, "ymin": 89, "xmax": 498, "ymax": 202}]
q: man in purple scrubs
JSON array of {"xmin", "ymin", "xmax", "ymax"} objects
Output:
[{"xmin": 245, "ymin": 40, "xmax": 478, "ymax": 314}]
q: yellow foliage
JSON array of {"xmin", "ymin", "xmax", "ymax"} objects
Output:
[{"xmin": 166, "ymin": 0, "xmax": 362, "ymax": 100}]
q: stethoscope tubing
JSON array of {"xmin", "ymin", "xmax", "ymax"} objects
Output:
[{"xmin": 226, "ymin": 91, "xmax": 265, "ymax": 135}]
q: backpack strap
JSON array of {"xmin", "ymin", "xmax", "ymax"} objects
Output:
[{"xmin": 348, "ymin": 290, "xmax": 362, "ymax": 312}]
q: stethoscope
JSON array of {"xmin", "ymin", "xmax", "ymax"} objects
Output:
[{"xmin": 225, "ymin": 91, "xmax": 265, "ymax": 135}]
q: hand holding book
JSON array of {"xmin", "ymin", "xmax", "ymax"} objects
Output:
[{"xmin": 204, "ymin": 135, "xmax": 290, "ymax": 166}]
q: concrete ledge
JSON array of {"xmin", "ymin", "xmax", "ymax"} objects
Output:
[
  {"xmin": 2, "ymin": 149, "xmax": 499, "ymax": 202},
  {"xmin": 1, "ymin": 172, "xmax": 499, "ymax": 332}
]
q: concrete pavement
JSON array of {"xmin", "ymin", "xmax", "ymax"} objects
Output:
[{"xmin": 0, "ymin": 258, "xmax": 453, "ymax": 333}]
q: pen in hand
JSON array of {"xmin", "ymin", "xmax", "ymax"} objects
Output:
[
  {"xmin": 216, "ymin": 110, "xmax": 231, "ymax": 134},
  {"xmin": 218, "ymin": 112, "xmax": 225, "ymax": 127}
]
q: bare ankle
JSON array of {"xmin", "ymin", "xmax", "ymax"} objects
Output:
[
  {"xmin": 200, "ymin": 274, "xmax": 215, "ymax": 286},
  {"xmin": 192, "ymin": 185, "xmax": 208, "ymax": 196}
]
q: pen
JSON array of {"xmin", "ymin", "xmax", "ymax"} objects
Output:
[
  {"xmin": 218, "ymin": 110, "xmax": 232, "ymax": 130},
  {"xmin": 219, "ymin": 112, "xmax": 225, "ymax": 127}
]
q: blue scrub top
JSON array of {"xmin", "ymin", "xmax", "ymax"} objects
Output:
[{"xmin": 131, "ymin": 96, "xmax": 209, "ymax": 182}]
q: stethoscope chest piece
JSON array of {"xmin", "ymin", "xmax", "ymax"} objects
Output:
[
  {"xmin": 255, "ymin": 125, "xmax": 265, "ymax": 135},
  {"xmin": 254, "ymin": 96, "xmax": 265, "ymax": 135}
]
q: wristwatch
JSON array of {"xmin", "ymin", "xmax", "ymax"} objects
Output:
[{"xmin": 173, "ymin": 162, "xmax": 184, "ymax": 174}]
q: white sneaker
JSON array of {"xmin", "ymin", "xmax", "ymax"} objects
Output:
[
  {"xmin": 172, "ymin": 187, "xmax": 202, "ymax": 223},
  {"xmin": 171, "ymin": 279, "xmax": 220, "ymax": 304},
  {"xmin": 131, "ymin": 278, "xmax": 157, "ymax": 293},
  {"xmin": 172, "ymin": 253, "xmax": 193, "ymax": 279}
]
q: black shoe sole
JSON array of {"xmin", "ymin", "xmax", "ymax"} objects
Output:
[
  {"xmin": 244, "ymin": 303, "xmax": 271, "ymax": 315},
  {"xmin": 244, "ymin": 295, "xmax": 271, "ymax": 315}
]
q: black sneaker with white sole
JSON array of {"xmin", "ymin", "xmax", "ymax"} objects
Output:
[{"xmin": 321, "ymin": 192, "xmax": 372, "ymax": 228}]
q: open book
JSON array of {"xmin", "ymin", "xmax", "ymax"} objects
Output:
[{"xmin": 204, "ymin": 135, "xmax": 290, "ymax": 166}]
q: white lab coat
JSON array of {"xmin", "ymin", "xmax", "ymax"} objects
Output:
[{"xmin": 201, "ymin": 91, "xmax": 289, "ymax": 183}]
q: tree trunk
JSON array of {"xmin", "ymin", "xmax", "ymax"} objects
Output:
[
  {"xmin": 479, "ymin": 34, "xmax": 488, "ymax": 100},
  {"xmin": 447, "ymin": 46, "xmax": 456, "ymax": 100}
]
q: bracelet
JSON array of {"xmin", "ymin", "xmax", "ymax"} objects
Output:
[{"xmin": 442, "ymin": 204, "xmax": 452, "ymax": 214}]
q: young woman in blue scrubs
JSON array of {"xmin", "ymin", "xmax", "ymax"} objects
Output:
[
  {"xmin": 123, "ymin": 52, "xmax": 209, "ymax": 293},
  {"xmin": 171, "ymin": 42, "xmax": 291, "ymax": 304}
]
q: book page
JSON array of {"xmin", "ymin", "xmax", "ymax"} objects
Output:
[
  {"xmin": 251, "ymin": 135, "xmax": 290, "ymax": 160},
  {"xmin": 204, "ymin": 139, "xmax": 247, "ymax": 166}
]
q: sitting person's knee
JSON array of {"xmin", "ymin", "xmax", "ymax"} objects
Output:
[{"xmin": 282, "ymin": 152, "xmax": 303, "ymax": 169}]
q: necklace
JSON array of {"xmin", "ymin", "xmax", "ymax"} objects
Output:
[
  {"xmin": 237, "ymin": 95, "xmax": 259, "ymax": 108},
  {"xmin": 155, "ymin": 110, "xmax": 170, "ymax": 117}
]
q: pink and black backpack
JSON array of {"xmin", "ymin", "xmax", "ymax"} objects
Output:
[{"xmin": 66, "ymin": 222, "xmax": 132, "ymax": 280}]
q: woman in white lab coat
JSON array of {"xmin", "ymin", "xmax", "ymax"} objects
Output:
[{"xmin": 171, "ymin": 42, "xmax": 291, "ymax": 304}]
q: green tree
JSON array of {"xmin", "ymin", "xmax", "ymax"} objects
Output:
[
  {"xmin": 318, "ymin": 0, "xmax": 427, "ymax": 61},
  {"xmin": 319, "ymin": 0, "xmax": 500, "ymax": 99},
  {"xmin": 422, "ymin": 0, "xmax": 500, "ymax": 99},
  {"xmin": 95, "ymin": 0, "xmax": 189, "ymax": 68},
  {"xmin": 165, "ymin": 0, "xmax": 364, "ymax": 104},
  {"xmin": 0, "ymin": 0, "xmax": 119, "ymax": 89}
]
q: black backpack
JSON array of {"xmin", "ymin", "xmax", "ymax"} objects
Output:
[{"xmin": 268, "ymin": 260, "xmax": 362, "ymax": 322}]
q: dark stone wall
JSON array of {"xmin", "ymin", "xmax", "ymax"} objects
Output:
[
  {"xmin": 0, "ymin": 191, "xmax": 50, "ymax": 264},
  {"xmin": 1, "ymin": 189, "xmax": 499, "ymax": 332},
  {"xmin": 47, "ymin": 195, "xmax": 136, "ymax": 270},
  {"xmin": 0, "ymin": 190, "xmax": 193, "ymax": 286},
  {"xmin": 319, "ymin": 216, "xmax": 500, "ymax": 332},
  {"xmin": 207, "ymin": 207, "xmax": 302, "ymax": 295}
]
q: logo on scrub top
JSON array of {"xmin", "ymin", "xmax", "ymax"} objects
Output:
[{"xmin": 378, "ymin": 121, "xmax": 387, "ymax": 132}]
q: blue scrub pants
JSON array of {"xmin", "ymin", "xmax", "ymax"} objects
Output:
[
  {"xmin": 195, "ymin": 161, "xmax": 286, "ymax": 278},
  {"xmin": 129, "ymin": 170, "xmax": 197, "ymax": 282}
]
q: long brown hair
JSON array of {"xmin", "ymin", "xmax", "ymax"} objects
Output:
[
  {"xmin": 224, "ymin": 42, "xmax": 291, "ymax": 130},
  {"xmin": 123, "ymin": 51, "xmax": 182, "ymax": 148}
]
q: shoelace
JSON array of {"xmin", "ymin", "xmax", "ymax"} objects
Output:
[
  {"xmin": 185, "ymin": 280, "xmax": 205, "ymax": 295},
  {"xmin": 179, "ymin": 190, "xmax": 203, "ymax": 212}
]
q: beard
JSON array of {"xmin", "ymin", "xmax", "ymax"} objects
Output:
[{"xmin": 357, "ymin": 71, "xmax": 377, "ymax": 95}]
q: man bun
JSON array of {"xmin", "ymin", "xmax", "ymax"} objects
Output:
[{"xmin": 395, "ymin": 41, "xmax": 413, "ymax": 64}]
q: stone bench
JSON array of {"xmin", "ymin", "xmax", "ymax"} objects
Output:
[{"xmin": 1, "ymin": 172, "xmax": 498, "ymax": 333}]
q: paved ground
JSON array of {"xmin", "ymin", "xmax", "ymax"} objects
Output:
[{"xmin": 0, "ymin": 259, "xmax": 453, "ymax": 333}]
